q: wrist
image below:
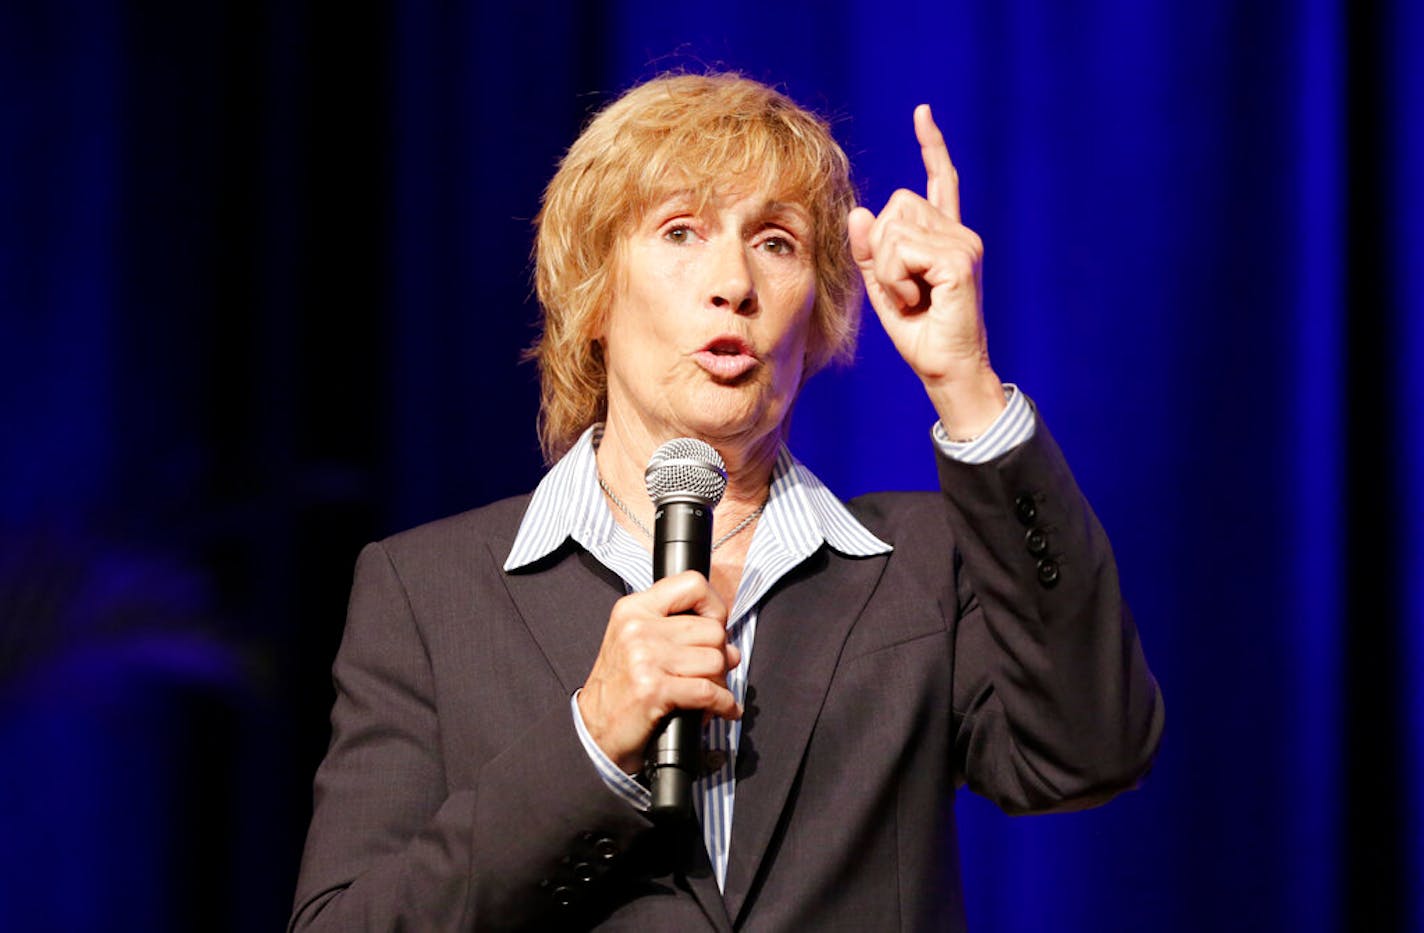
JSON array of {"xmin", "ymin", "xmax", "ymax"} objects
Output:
[
  {"xmin": 577, "ymin": 686, "xmax": 642, "ymax": 775},
  {"xmin": 924, "ymin": 369, "xmax": 1005, "ymax": 441}
]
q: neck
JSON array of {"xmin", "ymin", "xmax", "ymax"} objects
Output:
[{"xmin": 594, "ymin": 413, "xmax": 778, "ymax": 544}]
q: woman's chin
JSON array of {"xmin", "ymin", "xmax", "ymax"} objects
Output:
[{"xmin": 673, "ymin": 399, "xmax": 782, "ymax": 450}]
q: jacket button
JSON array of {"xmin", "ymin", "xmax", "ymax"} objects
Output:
[
  {"xmin": 1014, "ymin": 494, "xmax": 1038, "ymax": 526},
  {"xmin": 1037, "ymin": 559, "xmax": 1060, "ymax": 588},
  {"xmin": 1024, "ymin": 527, "xmax": 1049, "ymax": 556},
  {"xmin": 551, "ymin": 884, "xmax": 575, "ymax": 907},
  {"xmin": 571, "ymin": 860, "xmax": 595, "ymax": 883},
  {"xmin": 593, "ymin": 836, "xmax": 619, "ymax": 861}
]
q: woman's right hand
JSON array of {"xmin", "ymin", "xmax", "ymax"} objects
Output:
[{"xmin": 577, "ymin": 570, "xmax": 742, "ymax": 774}]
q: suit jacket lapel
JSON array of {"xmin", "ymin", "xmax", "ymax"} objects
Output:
[
  {"xmin": 497, "ymin": 543, "xmax": 734, "ymax": 933},
  {"xmin": 496, "ymin": 544, "xmax": 622, "ymax": 694},
  {"xmin": 721, "ymin": 546, "xmax": 890, "ymax": 924}
]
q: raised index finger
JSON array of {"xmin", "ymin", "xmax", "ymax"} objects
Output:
[{"xmin": 915, "ymin": 103, "xmax": 960, "ymax": 222}]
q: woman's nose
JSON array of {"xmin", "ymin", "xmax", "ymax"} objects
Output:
[{"xmin": 707, "ymin": 239, "xmax": 756, "ymax": 314}]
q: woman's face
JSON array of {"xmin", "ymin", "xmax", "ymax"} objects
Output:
[{"xmin": 600, "ymin": 186, "xmax": 818, "ymax": 455}]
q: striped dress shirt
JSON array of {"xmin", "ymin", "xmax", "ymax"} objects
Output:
[{"xmin": 503, "ymin": 386, "xmax": 1034, "ymax": 890}]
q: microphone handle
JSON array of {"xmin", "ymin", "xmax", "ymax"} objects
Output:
[{"xmin": 648, "ymin": 498, "xmax": 714, "ymax": 822}]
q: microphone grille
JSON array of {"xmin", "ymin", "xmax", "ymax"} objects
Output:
[{"xmin": 644, "ymin": 438, "xmax": 728, "ymax": 507}]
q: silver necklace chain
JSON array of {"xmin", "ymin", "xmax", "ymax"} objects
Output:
[{"xmin": 597, "ymin": 473, "xmax": 764, "ymax": 551}]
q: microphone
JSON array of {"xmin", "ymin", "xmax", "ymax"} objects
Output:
[{"xmin": 643, "ymin": 437, "xmax": 728, "ymax": 821}]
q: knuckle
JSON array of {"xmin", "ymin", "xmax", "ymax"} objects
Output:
[
  {"xmin": 947, "ymin": 252, "xmax": 976, "ymax": 280},
  {"xmin": 630, "ymin": 669, "xmax": 660, "ymax": 702},
  {"xmin": 667, "ymin": 570, "xmax": 705, "ymax": 604},
  {"xmin": 888, "ymin": 187, "xmax": 918, "ymax": 208},
  {"xmin": 610, "ymin": 594, "xmax": 645, "ymax": 625},
  {"xmin": 625, "ymin": 642, "xmax": 652, "ymax": 668}
]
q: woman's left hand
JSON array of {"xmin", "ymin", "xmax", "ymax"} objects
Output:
[{"xmin": 848, "ymin": 105, "xmax": 1006, "ymax": 440}]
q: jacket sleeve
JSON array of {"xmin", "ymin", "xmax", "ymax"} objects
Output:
[
  {"xmin": 939, "ymin": 413, "xmax": 1164, "ymax": 814},
  {"xmin": 288, "ymin": 541, "xmax": 652, "ymax": 931}
]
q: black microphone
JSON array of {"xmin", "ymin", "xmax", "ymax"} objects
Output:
[{"xmin": 643, "ymin": 437, "xmax": 727, "ymax": 821}]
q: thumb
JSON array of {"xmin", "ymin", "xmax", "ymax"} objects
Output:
[{"xmin": 847, "ymin": 206, "xmax": 875, "ymax": 267}]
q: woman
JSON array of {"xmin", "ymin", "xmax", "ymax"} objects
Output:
[{"xmin": 291, "ymin": 73, "xmax": 1162, "ymax": 931}]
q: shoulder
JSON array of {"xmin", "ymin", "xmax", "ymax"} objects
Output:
[
  {"xmin": 373, "ymin": 492, "xmax": 534, "ymax": 578},
  {"xmin": 844, "ymin": 489, "xmax": 954, "ymax": 550}
]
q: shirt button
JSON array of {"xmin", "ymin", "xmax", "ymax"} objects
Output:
[{"xmin": 703, "ymin": 749, "xmax": 728, "ymax": 773}]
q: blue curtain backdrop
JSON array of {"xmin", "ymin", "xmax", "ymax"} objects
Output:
[{"xmin": 1, "ymin": 2, "xmax": 1420, "ymax": 930}]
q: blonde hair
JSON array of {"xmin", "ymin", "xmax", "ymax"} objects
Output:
[{"xmin": 531, "ymin": 72, "xmax": 862, "ymax": 461}]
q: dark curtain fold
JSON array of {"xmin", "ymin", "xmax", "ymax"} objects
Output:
[{"xmin": 1, "ymin": 1, "xmax": 1419, "ymax": 930}]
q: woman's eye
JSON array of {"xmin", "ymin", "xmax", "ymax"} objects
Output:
[
  {"xmin": 664, "ymin": 225, "xmax": 694, "ymax": 244},
  {"xmin": 761, "ymin": 235, "xmax": 795, "ymax": 255}
]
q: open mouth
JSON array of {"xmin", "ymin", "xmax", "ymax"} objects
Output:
[
  {"xmin": 694, "ymin": 336, "xmax": 758, "ymax": 380},
  {"xmin": 704, "ymin": 337, "xmax": 754, "ymax": 357}
]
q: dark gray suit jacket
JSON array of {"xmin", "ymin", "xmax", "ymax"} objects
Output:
[{"xmin": 290, "ymin": 420, "xmax": 1163, "ymax": 931}]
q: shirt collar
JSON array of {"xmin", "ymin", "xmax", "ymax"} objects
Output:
[
  {"xmin": 504, "ymin": 424, "xmax": 891, "ymax": 577},
  {"xmin": 761, "ymin": 444, "xmax": 892, "ymax": 559}
]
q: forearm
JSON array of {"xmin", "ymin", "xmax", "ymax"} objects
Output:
[{"xmin": 941, "ymin": 415, "xmax": 1163, "ymax": 813}]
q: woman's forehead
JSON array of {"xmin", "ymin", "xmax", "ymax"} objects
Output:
[{"xmin": 639, "ymin": 177, "xmax": 815, "ymax": 221}]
